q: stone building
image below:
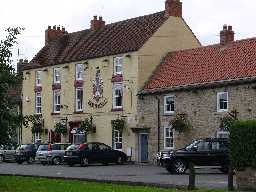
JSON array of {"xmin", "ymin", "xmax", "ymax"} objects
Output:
[
  {"xmin": 21, "ymin": 0, "xmax": 200, "ymax": 162},
  {"xmin": 138, "ymin": 25, "xmax": 256, "ymax": 163}
]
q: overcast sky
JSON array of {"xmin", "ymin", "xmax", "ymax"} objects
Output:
[{"xmin": 1, "ymin": 0, "xmax": 256, "ymax": 67}]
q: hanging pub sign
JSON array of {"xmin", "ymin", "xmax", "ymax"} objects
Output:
[{"xmin": 88, "ymin": 69, "xmax": 108, "ymax": 109}]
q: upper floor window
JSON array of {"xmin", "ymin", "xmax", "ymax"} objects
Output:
[
  {"xmin": 53, "ymin": 68, "xmax": 61, "ymax": 84},
  {"xmin": 112, "ymin": 83, "xmax": 123, "ymax": 109},
  {"xmin": 75, "ymin": 88, "xmax": 83, "ymax": 112},
  {"xmin": 76, "ymin": 64, "xmax": 84, "ymax": 80},
  {"xmin": 113, "ymin": 57, "xmax": 123, "ymax": 75},
  {"xmin": 217, "ymin": 92, "xmax": 228, "ymax": 112},
  {"xmin": 35, "ymin": 71, "xmax": 42, "ymax": 86},
  {"xmin": 164, "ymin": 126, "xmax": 174, "ymax": 149},
  {"xmin": 164, "ymin": 95, "xmax": 175, "ymax": 114},
  {"xmin": 35, "ymin": 92, "xmax": 42, "ymax": 114},
  {"xmin": 53, "ymin": 90, "xmax": 61, "ymax": 113}
]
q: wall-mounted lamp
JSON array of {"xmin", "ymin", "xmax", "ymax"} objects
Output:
[
  {"xmin": 25, "ymin": 96, "xmax": 30, "ymax": 102},
  {"xmin": 83, "ymin": 61, "xmax": 89, "ymax": 70}
]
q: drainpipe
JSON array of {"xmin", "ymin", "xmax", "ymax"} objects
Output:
[{"xmin": 155, "ymin": 96, "xmax": 161, "ymax": 152}]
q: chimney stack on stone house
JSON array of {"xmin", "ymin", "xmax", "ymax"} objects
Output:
[
  {"xmin": 220, "ymin": 25, "xmax": 235, "ymax": 45},
  {"xmin": 90, "ymin": 16, "xmax": 106, "ymax": 31},
  {"xmin": 45, "ymin": 25, "xmax": 67, "ymax": 45},
  {"xmin": 17, "ymin": 59, "xmax": 28, "ymax": 73},
  {"xmin": 165, "ymin": 0, "xmax": 182, "ymax": 17}
]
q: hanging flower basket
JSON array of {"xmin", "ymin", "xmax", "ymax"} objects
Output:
[
  {"xmin": 79, "ymin": 118, "xmax": 96, "ymax": 134},
  {"xmin": 170, "ymin": 113, "xmax": 191, "ymax": 133},
  {"xmin": 55, "ymin": 122, "xmax": 67, "ymax": 135},
  {"xmin": 111, "ymin": 119, "xmax": 126, "ymax": 131},
  {"xmin": 220, "ymin": 109, "xmax": 238, "ymax": 131}
]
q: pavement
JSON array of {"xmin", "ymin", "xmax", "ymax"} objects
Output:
[{"xmin": 0, "ymin": 162, "xmax": 236, "ymax": 190}]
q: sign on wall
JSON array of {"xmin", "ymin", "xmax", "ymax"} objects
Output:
[{"xmin": 88, "ymin": 68, "xmax": 108, "ymax": 109}]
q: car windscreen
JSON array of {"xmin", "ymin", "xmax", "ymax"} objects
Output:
[
  {"xmin": 37, "ymin": 145, "xmax": 48, "ymax": 151},
  {"xmin": 185, "ymin": 141, "xmax": 199, "ymax": 151},
  {"xmin": 18, "ymin": 145, "xmax": 31, "ymax": 150},
  {"xmin": 66, "ymin": 145, "xmax": 79, "ymax": 151}
]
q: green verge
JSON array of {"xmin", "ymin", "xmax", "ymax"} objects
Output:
[{"xmin": 0, "ymin": 176, "xmax": 225, "ymax": 192}]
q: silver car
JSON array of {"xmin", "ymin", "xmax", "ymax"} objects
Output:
[{"xmin": 0, "ymin": 145, "xmax": 16, "ymax": 162}]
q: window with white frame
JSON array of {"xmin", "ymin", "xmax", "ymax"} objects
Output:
[
  {"xmin": 75, "ymin": 88, "xmax": 83, "ymax": 112},
  {"xmin": 76, "ymin": 64, "xmax": 84, "ymax": 80},
  {"xmin": 164, "ymin": 126, "xmax": 174, "ymax": 149},
  {"xmin": 164, "ymin": 95, "xmax": 175, "ymax": 114},
  {"xmin": 217, "ymin": 92, "xmax": 228, "ymax": 112},
  {"xmin": 53, "ymin": 90, "xmax": 61, "ymax": 113},
  {"xmin": 35, "ymin": 92, "xmax": 42, "ymax": 114},
  {"xmin": 113, "ymin": 57, "xmax": 123, "ymax": 75},
  {"xmin": 113, "ymin": 129, "xmax": 122, "ymax": 150},
  {"xmin": 34, "ymin": 132, "xmax": 40, "ymax": 142},
  {"xmin": 53, "ymin": 68, "xmax": 61, "ymax": 84},
  {"xmin": 112, "ymin": 84, "xmax": 123, "ymax": 109},
  {"xmin": 35, "ymin": 71, "xmax": 42, "ymax": 86}
]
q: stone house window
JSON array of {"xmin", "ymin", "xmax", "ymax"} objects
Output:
[
  {"xmin": 35, "ymin": 71, "xmax": 42, "ymax": 86},
  {"xmin": 34, "ymin": 132, "xmax": 40, "ymax": 142},
  {"xmin": 164, "ymin": 95, "xmax": 175, "ymax": 114},
  {"xmin": 35, "ymin": 92, "xmax": 42, "ymax": 114},
  {"xmin": 217, "ymin": 92, "xmax": 228, "ymax": 112},
  {"xmin": 164, "ymin": 126, "xmax": 174, "ymax": 149},
  {"xmin": 53, "ymin": 90, "xmax": 61, "ymax": 113},
  {"xmin": 113, "ymin": 129, "xmax": 122, "ymax": 150},
  {"xmin": 112, "ymin": 83, "xmax": 123, "ymax": 109},
  {"xmin": 76, "ymin": 64, "xmax": 84, "ymax": 80},
  {"xmin": 75, "ymin": 88, "xmax": 83, "ymax": 112},
  {"xmin": 113, "ymin": 56, "xmax": 123, "ymax": 75},
  {"xmin": 53, "ymin": 67, "xmax": 61, "ymax": 84}
]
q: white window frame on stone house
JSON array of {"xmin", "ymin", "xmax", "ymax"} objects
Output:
[
  {"xmin": 34, "ymin": 132, "xmax": 41, "ymax": 142},
  {"xmin": 164, "ymin": 95, "xmax": 175, "ymax": 114},
  {"xmin": 164, "ymin": 125, "xmax": 174, "ymax": 149},
  {"xmin": 35, "ymin": 92, "xmax": 42, "ymax": 114},
  {"xmin": 75, "ymin": 88, "xmax": 83, "ymax": 112},
  {"xmin": 35, "ymin": 71, "xmax": 42, "ymax": 86},
  {"xmin": 113, "ymin": 56, "xmax": 123, "ymax": 75},
  {"xmin": 53, "ymin": 67, "xmax": 61, "ymax": 84},
  {"xmin": 112, "ymin": 83, "xmax": 123, "ymax": 109},
  {"xmin": 76, "ymin": 63, "xmax": 84, "ymax": 80},
  {"xmin": 217, "ymin": 92, "xmax": 228, "ymax": 112},
  {"xmin": 113, "ymin": 129, "xmax": 122, "ymax": 150},
  {"xmin": 53, "ymin": 90, "xmax": 61, "ymax": 113}
]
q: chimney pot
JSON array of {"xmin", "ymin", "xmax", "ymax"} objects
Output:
[
  {"xmin": 57, "ymin": 26, "xmax": 60, "ymax": 30},
  {"xmin": 45, "ymin": 25, "xmax": 67, "ymax": 45},
  {"xmin": 53, "ymin": 25, "xmax": 56, "ymax": 30},
  {"xmin": 228, "ymin": 26, "xmax": 232, "ymax": 31},
  {"xmin": 165, "ymin": 0, "xmax": 182, "ymax": 18},
  {"xmin": 99, "ymin": 16, "xmax": 102, "ymax": 21},
  {"xmin": 223, "ymin": 24, "xmax": 227, "ymax": 30},
  {"xmin": 91, "ymin": 15, "xmax": 105, "ymax": 31},
  {"xmin": 48, "ymin": 26, "xmax": 51, "ymax": 30},
  {"xmin": 94, "ymin": 15, "xmax": 97, "ymax": 20}
]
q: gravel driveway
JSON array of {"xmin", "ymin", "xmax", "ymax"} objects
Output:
[{"xmin": 0, "ymin": 162, "xmax": 235, "ymax": 189}]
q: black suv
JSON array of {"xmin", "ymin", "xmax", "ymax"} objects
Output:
[
  {"xmin": 158, "ymin": 138, "xmax": 229, "ymax": 174},
  {"xmin": 64, "ymin": 142, "xmax": 127, "ymax": 167},
  {"xmin": 15, "ymin": 144, "xmax": 38, "ymax": 164}
]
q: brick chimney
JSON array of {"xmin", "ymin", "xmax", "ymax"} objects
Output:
[
  {"xmin": 220, "ymin": 25, "xmax": 234, "ymax": 45},
  {"xmin": 165, "ymin": 0, "xmax": 182, "ymax": 18},
  {"xmin": 90, "ymin": 16, "xmax": 105, "ymax": 31},
  {"xmin": 45, "ymin": 25, "xmax": 67, "ymax": 45}
]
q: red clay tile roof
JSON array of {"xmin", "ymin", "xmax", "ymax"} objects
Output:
[
  {"xmin": 24, "ymin": 11, "xmax": 168, "ymax": 70},
  {"xmin": 143, "ymin": 37, "xmax": 256, "ymax": 92}
]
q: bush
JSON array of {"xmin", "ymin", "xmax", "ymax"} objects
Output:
[{"xmin": 229, "ymin": 120, "xmax": 256, "ymax": 169}]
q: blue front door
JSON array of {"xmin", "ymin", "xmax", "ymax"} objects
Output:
[{"xmin": 140, "ymin": 134, "xmax": 148, "ymax": 162}]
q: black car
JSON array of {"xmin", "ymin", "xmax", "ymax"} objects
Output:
[
  {"xmin": 158, "ymin": 138, "xmax": 229, "ymax": 174},
  {"xmin": 15, "ymin": 144, "xmax": 38, "ymax": 164},
  {"xmin": 64, "ymin": 142, "xmax": 127, "ymax": 167}
]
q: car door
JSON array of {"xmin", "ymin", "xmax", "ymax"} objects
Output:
[
  {"xmin": 189, "ymin": 140, "xmax": 212, "ymax": 166},
  {"xmin": 89, "ymin": 143, "xmax": 101, "ymax": 163},
  {"xmin": 98, "ymin": 143, "xmax": 114, "ymax": 163}
]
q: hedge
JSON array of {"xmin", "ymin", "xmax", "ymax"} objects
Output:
[{"xmin": 229, "ymin": 120, "xmax": 256, "ymax": 169}]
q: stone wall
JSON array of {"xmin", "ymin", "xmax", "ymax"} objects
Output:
[
  {"xmin": 236, "ymin": 168, "xmax": 256, "ymax": 191},
  {"xmin": 138, "ymin": 83, "xmax": 256, "ymax": 163}
]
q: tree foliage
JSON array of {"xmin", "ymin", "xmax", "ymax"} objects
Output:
[{"xmin": 0, "ymin": 27, "xmax": 23, "ymax": 145}]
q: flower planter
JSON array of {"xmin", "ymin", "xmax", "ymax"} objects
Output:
[{"xmin": 236, "ymin": 167, "xmax": 256, "ymax": 191}]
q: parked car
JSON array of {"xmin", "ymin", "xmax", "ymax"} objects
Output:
[
  {"xmin": 15, "ymin": 144, "xmax": 38, "ymax": 164},
  {"xmin": 0, "ymin": 144, "xmax": 17, "ymax": 162},
  {"xmin": 36, "ymin": 143, "xmax": 71, "ymax": 165},
  {"xmin": 158, "ymin": 138, "xmax": 229, "ymax": 174},
  {"xmin": 64, "ymin": 142, "xmax": 128, "ymax": 167}
]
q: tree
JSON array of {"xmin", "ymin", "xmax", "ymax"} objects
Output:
[{"xmin": 0, "ymin": 27, "xmax": 23, "ymax": 145}]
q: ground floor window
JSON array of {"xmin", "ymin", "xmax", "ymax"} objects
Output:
[
  {"xmin": 113, "ymin": 129, "xmax": 122, "ymax": 150},
  {"xmin": 73, "ymin": 134, "xmax": 86, "ymax": 144},
  {"xmin": 164, "ymin": 126, "xmax": 174, "ymax": 149},
  {"xmin": 34, "ymin": 132, "xmax": 41, "ymax": 143},
  {"xmin": 217, "ymin": 131, "xmax": 229, "ymax": 138}
]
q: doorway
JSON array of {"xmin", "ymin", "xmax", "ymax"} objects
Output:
[{"xmin": 139, "ymin": 134, "xmax": 149, "ymax": 162}]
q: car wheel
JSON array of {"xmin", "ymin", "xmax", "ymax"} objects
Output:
[
  {"xmin": 0, "ymin": 155, "xmax": 4, "ymax": 163},
  {"xmin": 171, "ymin": 159, "xmax": 187, "ymax": 174},
  {"xmin": 80, "ymin": 157, "xmax": 89, "ymax": 167},
  {"xmin": 27, "ymin": 157, "xmax": 34, "ymax": 164},
  {"xmin": 41, "ymin": 161, "xmax": 47, "ymax": 166},
  {"xmin": 166, "ymin": 164, "xmax": 174, "ymax": 173},
  {"xmin": 116, "ymin": 156, "xmax": 125, "ymax": 165},
  {"xmin": 52, "ymin": 157, "xmax": 61, "ymax": 165}
]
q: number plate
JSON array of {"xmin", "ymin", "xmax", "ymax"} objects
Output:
[{"xmin": 66, "ymin": 152, "xmax": 72, "ymax": 156}]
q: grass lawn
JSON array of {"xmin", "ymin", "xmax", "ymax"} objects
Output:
[{"xmin": 0, "ymin": 176, "xmax": 226, "ymax": 192}]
